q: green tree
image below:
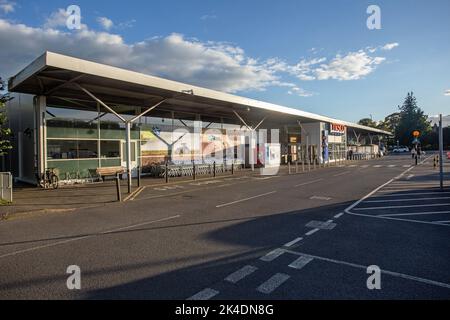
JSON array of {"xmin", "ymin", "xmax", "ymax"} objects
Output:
[
  {"xmin": 395, "ymin": 92, "xmax": 431, "ymax": 146},
  {"xmin": 377, "ymin": 112, "xmax": 400, "ymax": 133},
  {"xmin": 0, "ymin": 77, "xmax": 12, "ymax": 156},
  {"xmin": 357, "ymin": 117, "xmax": 378, "ymax": 128}
]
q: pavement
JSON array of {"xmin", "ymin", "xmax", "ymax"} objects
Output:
[{"xmin": 0, "ymin": 153, "xmax": 448, "ymax": 299}]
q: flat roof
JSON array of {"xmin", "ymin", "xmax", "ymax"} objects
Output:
[{"xmin": 9, "ymin": 51, "xmax": 390, "ymax": 134}]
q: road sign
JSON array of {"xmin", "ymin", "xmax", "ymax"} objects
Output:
[{"xmin": 412, "ymin": 130, "xmax": 420, "ymax": 137}]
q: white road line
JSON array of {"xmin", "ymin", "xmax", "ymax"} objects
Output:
[
  {"xmin": 402, "ymin": 165, "xmax": 412, "ymax": 167},
  {"xmin": 305, "ymin": 228, "xmax": 319, "ymax": 236},
  {"xmin": 373, "ymin": 165, "xmax": 382, "ymax": 168},
  {"xmin": 344, "ymin": 156, "xmax": 427, "ymax": 215},
  {"xmin": 284, "ymin": 237, "xmax": 303, "ymax": 247},
  {"xmin": 284, "ymin": 249, "xmax": 450, "ymax": 290},
  {"xmin": 288, "ymin": 256, "xmax": 314, "ymax": 270},
  {"xmin": 333, "ymin": 171, "xmax": 350, "ymax": 177},
  {"xmin": 348, "ymin": 165, "xmax": 357, "ymax": 168},
  {"xmin": 348, "ymin": 211, "xmax": 450, "ymax": 227},
  {"xmin": 187, "ymin": 288, "xmax": 219, "ymax": 300},
  {"xmin": 379, "ymin": 211, "xmax": 450, "ymax": 217},
  {"xmin": 294, "ymin": 178, "xmax": 323, "ymax": 187},
  {"xmin": 354, "ymin": 203, "xmax": 450, "ymax": 210},
  {"xmin": 256, "ymin": 273, "xmax": 290, "ymax": 294},
  {"xmin": 0, "ymin": 215, "xmax": 181, "ymax": 259},
  {"xmin": 260, "ymin": 248, "xmax": 285, "ymax": 262},
  {"xmin": 216, "ymin": 191, "xmax": 277, "ymax": 208},
  {"xmin": 360, "ymin": 165, "xmax": 369, "ymax": 168},
  {"xmin": 406, "ymin": 174, "xmax": 414, "ymax": 180},
  {"xmin": 433, "ymin": 220, "xmax": 450, "ymax": 224},
  {"xmin": 363, "ymin": 197, "xmax": 450, "ymax": 203},
  {"xmin": 334, "ymin": 212, "xmax": 344, "ymax": 218},
  {"xmin": 388, "ymin": 165, "xmax": 396, "ymax": 168},
  {"xmin": 310, "ymin": 196, "xmax": 332, "ymax": 201},
  {"xmin": 225, "ymin": 265, "xmax": 258, "ymax": 283},
  {"xmin": 102, "ymin": 215, "xmax": 181, "ymax": 233}
]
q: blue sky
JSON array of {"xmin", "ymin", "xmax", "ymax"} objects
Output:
[{"xmin": 0, "ymin": 0, "xmax": 449, "ymax": 122}]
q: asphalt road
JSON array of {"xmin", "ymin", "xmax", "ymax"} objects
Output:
[{"xmin": 0, "ymin": 154, "xmax": 449, "ymax": 299}]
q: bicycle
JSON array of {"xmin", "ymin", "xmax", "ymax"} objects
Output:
[{"xmin": 36, "ymin": 168, "xmax": 59, "ymax": 189}]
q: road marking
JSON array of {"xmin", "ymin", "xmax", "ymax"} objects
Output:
[
  {"xmin": 129, "ymin": 186, "xmax": 146, "ymax": 201},
  {"xmin": 225, "ymin": 265, "xmax": 258, "ymax": 283},
  {"xmin": 348, "ymin": 211, "xmax": 450, "ymax": 227},
  {"xmin": 187, "ymin": 288, "xmax": 219, "ymax": 300},
  {"xmin": 284, "ymin": 249, "xmax": 450, "ymax": 290},
  {"xmin": 305, "ymin": 228, "xmax": 319, "ymax": 236},
  {"xmin": 288, "ymin": 256, "xmax": 314, "ymax": 270},
  {"xmin": 256, "ymin": 273, "xmax": 290, "ymax": 294},
  {"xmin": 306, "ymin": 220, "xmax": 336, "ymax": 230},
  {"xmin": 388, "ymin": 165, "xmax": 396, "ymax": 168},
  {"xmin": 379, "ymin": 211, "xmax": 450, "ymax": 217},
  {"xmin": 310, "ymin": 196, "xmax": 332, "ymax": 201},
  {"xmin": 406, "ymin": 174, "xmax": 414, "ymax": 180},
  {"xmin": 284, "ymin": 237, "xmax": 303, "ymax": 247},
  {"xmin": 294, "ymin": 178, "xmax": 323, "ymax": 187},
  {"xmin": 354, "ymin": 203, "xmax": 450, "ymax": 210},
  {"xmin": 102, "ymin": 215, "xmax": 181, "ymax": 233},
  {"xmin": 333, "ymin": 171, "xmax": 350, "ymax": 177},
  {"xmin": 216, "ymin": 191, "xmax": 277, "ymax": 208},
  {"xmin": 260, "ymin": 248, "xmax": 285, "ymax": 262},
  {"xmin": 373, "ymin": 165, "xmax": 382, "ymax": 168},
  {"xmin": 363, "ymin": 197, "xmax": 450, "ymax": 203},
  {"xmin": 334, "ymin": 212, "xmax": 344, "ymax": 218},
  {"xmin": 344, "ymin": 156, "xmax": 429, "ymax": 216},
  {"xmin": 434, "ymin": 220, "xmax": 450, "ymax": 224},
  {"xmin": 0, "ymin": 215, "xmax": 181, "ymax": 260},
  {"xmin": 348, "ymin": 164, "xmax": 357, "ymax": 168}
]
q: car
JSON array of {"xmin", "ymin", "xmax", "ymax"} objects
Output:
[{"xmin": 392, "ymin": 146, "xmax": 409, "ymax": 153}]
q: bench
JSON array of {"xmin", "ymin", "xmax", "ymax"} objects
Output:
[{"xmin": 96, "ymin": 166, "xmax": 126, "ymax": 181}]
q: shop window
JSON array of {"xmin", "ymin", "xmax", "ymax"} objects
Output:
[
  {"xmin": 47, "ymin": 139, "xmax": 98, "ymax": 159},
  {"xmin": 100, "ymin": 141, "xmax": 120, "ymax": 158}
]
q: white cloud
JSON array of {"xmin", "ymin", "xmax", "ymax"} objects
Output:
[
  {"xmin": 314, "ymin": 51, "xmax": 385, "ymax": 81},
  {"xmin": 43, "ymin": 8, "xmax": 69, "ymax": 29},
  {"xmin": 97, "ymin": 17, "xmax": 113, "ymax": 30},
  {"xmin": 444, "ymin": 89, "xmax": 450, "ymax": 96},
  {"xmin": 381, "ymin": 42, "xmax": 399, "ymax": 51},
  {"xmin": 0, "ymin": 0, "xmax": 15, "ymax": 14}
]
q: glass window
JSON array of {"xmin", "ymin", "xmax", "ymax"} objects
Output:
[
  {"xmin": 47, "ymin": 139, "xmax": 98, "ymax": 159},
  {"xmin": 100, "ymin": 141, "xmax": 120, "ymax": 158}
]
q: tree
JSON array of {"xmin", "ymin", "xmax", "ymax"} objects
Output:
[
  {"xmin": 0, "ymin": 77, "xmax": 12, "ymax": 156},
  {"xmin": 358, "ymin": 117, "xmax": 378, "ymax": 128},
  {"xmin": 377, "ymin": 112, "xmax": 400, "ymax": 133},
  {"xmin": 394, "ymin": 92, "xmax": 431, "ymax": 146}
]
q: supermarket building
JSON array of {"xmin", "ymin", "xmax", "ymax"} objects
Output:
[{"xmin": 4, "ymin": 52, "xmax": 390, "ymax": 187}]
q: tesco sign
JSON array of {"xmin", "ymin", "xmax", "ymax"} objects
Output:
[{"xmin": 330, "ymin": 123, "xmax": 346, "ymax": 135}]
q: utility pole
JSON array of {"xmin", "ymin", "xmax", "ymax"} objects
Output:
[{"xmin": 439, "ymin": 114, "xmax": 444, "ymax": 190}]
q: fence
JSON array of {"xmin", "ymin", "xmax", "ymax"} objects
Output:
[{"xmin": 0, "ymin": 172, "xmax": 13, "ymax": 203}]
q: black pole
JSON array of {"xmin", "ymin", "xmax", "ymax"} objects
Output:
[
  {"xmin": 165, "ymin": 161, "xmax": 168, "ymax": 183},
  {"xmin": 213, "ymin": 161, "xmax": 216, "ymax": 177},
  {"xmin": 115, "ymin": 174, "xmax": 122, "ymax": 202},
  {"xmin": 231, "ymin": 161, "xmax": 234, "ymax": 175},
  {"xmin": 137, "ymin": 166, "xmax": 141, "ymax": 187},
  {"xmin": 193, "ymin": 161, "xmax": 196, "ymax": 180}
]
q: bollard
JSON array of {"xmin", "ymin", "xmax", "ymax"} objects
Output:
[
  {"xmin": 296, "ymin": 160, "xmax": 298, "ymax": 173},
  {"xmin": 302, "ymin": 158, "xmax": 305, "ymax": 172},
  {"xmin": 213, "ymin": 161, "xmax": 216, "ymax": 177},
  {"xmin": 165, "ymin": 161, "xmax": 169, "ymax": 183},
  {"xmin": 115, "ymin": 174, "xmax": 122, "ymax": 202},
  {"xmin": 231, "ymin": 161, "xmax": 234, "ymax": 175},
  {"xmin": 288, "ymin": 161, "xmax": 291, "ymax": 174},
  {"xmin": 193, "ymin": 161, "xmax": 196, "ymax": 180},
  {"xmin": 137, "ymin": 166, "xmax": 141, "ymax": 188},
  {"xmin": 127, "ymin": 170, "xmax": 131, "ymax": 194}
]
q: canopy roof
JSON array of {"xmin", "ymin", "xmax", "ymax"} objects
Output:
[{"xmin": 9, "ymin": 51, "xmax": 390, "ymax": 134}]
